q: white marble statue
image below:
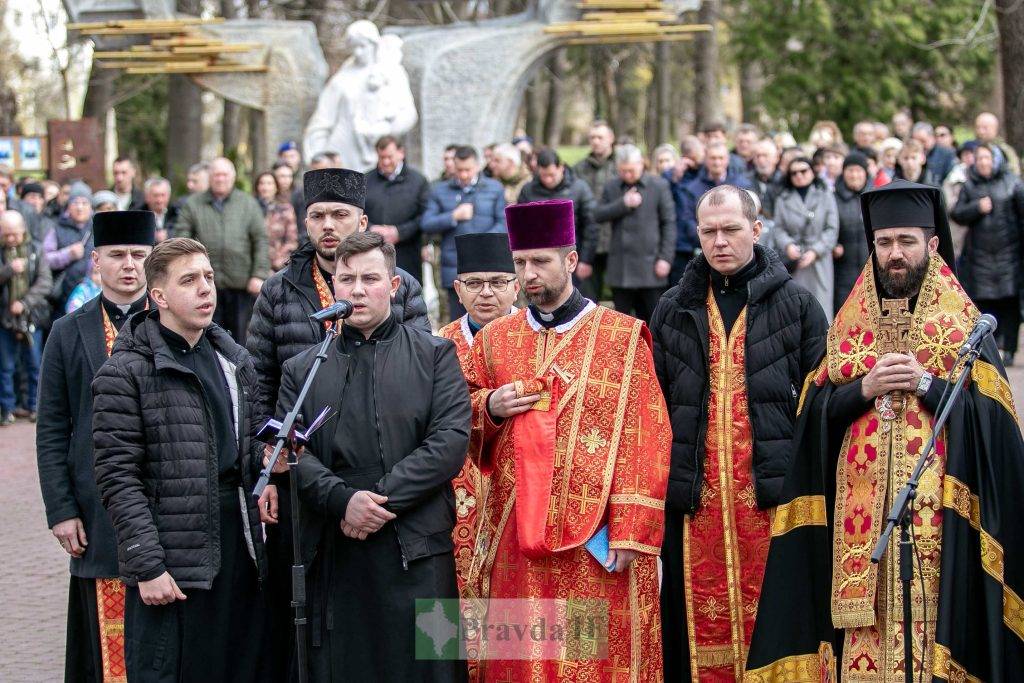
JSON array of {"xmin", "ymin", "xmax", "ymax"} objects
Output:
[{"xmin": 303, "ymin": 21, "xmax": 418, "ymax": 170}]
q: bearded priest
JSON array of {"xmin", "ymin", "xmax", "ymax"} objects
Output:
[
  {"xmin": 464, "ymin": 199, "xmax": 670, "ymax": 681},
  {"xmin": 746, "ymin": 180, "xmax": 1024, "ymax": 682}
]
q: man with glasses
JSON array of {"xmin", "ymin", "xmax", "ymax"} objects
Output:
[{"xmin": 437, "ymin": 232, "xmax": 519, "ymax": 593}]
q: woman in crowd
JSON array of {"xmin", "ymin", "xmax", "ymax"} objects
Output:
[
  {"xmin": 875, "ymin": 137, "xmax": 902, "ymax": 186},
  {"xmin": 772, "ymin": 155, "xmax": 839, "ymax": 321},
  {"xmin": 832, "ymin": 152, "xmax": 871, "ymax": 312},
  {"xmin": 952, "ymin": 143, "xmax": 1024, "ymax": 365},
  {"xmin": 272, "ymin": 161, "xmax": 295, "ymax": 202},
  {"xmin": 254, "ymin": 171, "xmax": 278, "ymax": 214}
]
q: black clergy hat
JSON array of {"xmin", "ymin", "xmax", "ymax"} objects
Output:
[
  {"xmin": 455, "ymin": 233, "xmax": 515, "ymax": 275},
  {"xmin": 93, "ymin": 210, "xmax": 157, "ymax": 247},
  {"xmin": 303, "ymin": 168, "xmax": 366, "ymax": 210},
  {"xmin": 860, "ymin": 179, "xmax": 956, "ymax": 269}
]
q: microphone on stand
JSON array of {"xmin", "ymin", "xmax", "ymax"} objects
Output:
[
  {"xmin": 958, "ymin": 313, "xmax": 997, "ymax": 357},
  {"xmin": 309, "ymin": 300, "xmax": 355, "ymax": 323}
]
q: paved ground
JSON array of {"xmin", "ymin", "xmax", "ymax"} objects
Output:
[{"xmin": 3, "ymin": 365, "xmax": 1023, "ymax": 682}]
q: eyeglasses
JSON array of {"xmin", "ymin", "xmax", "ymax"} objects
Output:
[
  {"xmin": 457, "ymin": 277, "xmax": 518, "ymax": 293},
  {"xmin": 789, "ymin": 167, "xmax": 812, "ymax": 177}
]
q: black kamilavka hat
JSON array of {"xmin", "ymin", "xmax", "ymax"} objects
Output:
[
  {"xmin": 303, "ymin": 168, "xmax": 366, "ymax": 210},
  {"xmin": 93, "ymin": 210, "xmax": 157, "ymax": 247},
  {"xmin": 860, "ymin": 179, "xmax": 956, "ymax": 269},
  {"xmin": 455, "ymin": 233, "xmax": 515, "ymax": 275}
]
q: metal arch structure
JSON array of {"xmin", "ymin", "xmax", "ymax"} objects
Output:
[{"xmin": 62, "ymin": 0, "xmax": 700, "ymax": 175}]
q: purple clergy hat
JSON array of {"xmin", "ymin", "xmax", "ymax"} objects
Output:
[{"xmin": 504, "ymin": 199, "xmax": 576, "ymax": 252}]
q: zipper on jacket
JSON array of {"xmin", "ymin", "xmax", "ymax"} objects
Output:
[{"xmin": 371, "ymin": 343, "xmax": 409, "ymax": 571}]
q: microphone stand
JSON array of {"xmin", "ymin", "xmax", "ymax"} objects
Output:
[
  {"xmin": 253, "ymin": 324, "xmax": 340, "ymax": 683},
  {"xmin": 870, "ymin": 345, "xmax": 981, "ymax": 683}
]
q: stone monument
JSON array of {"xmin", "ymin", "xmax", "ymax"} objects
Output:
[{"xmin": 303, "ymin": 21, "xmax": 418, "ymax": 170}]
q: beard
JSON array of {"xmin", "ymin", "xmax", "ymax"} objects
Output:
[
  {"xmin": 524, "ymin": 270, "xmax": 571, "ymax": 308},
  {"xmin": 877, "ymin": 253, "xmax": 929, "ymax": 299},
  {"xmin": 314, "ymin": 242, "xmax": 336, "ymax": 263}
]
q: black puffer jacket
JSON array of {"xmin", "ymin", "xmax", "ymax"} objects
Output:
[
  {"xmin": 246, "ymin": 240, "xmax": 430, "ymax": 422},
  {"xmin": 833, "ymin": 178, "xmax": 869, "ymax": 313},
  {"xmin": 93, "ymin": 313, "xmax": 267, "ymax": 589},
  {"xmin": 650, "ymin": 245, "xmax": 828, "ymax": 513},
  {"xmin": 952, "ymin": 165, "xmax": 1024, "ymax": 301}
]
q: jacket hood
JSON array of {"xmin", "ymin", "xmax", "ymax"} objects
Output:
[{"xmin": 672, "ymin": 244, "xmax": 790, "ymax": 311}]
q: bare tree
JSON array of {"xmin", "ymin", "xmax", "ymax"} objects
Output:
[
  {"xmin": 997, "ymin": 0, "xmax": 1024, "ymax": 152},
  {"xmin": 693, "ymin": 0, "xmax": 722, "ymax": 128},
  {"xmin": 33, "ymin": 0, "xmax": 80, "ymax": 119}
]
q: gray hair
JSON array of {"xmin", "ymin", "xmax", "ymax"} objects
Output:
[
  {"xmin": 696, "ymin": 185, "xmax": 759, "ymax": 225},
  {"xmin": 144, "ymin": 176, "xmax": 171, "ymax": 192},
  {"xmin": 653, "ymin": 144, "xmax": 680, "ymax": 161},
  {"xmin": 911, "ymin": 121, "xmax": 934, "ymax": 137},
  {"xmin": 680, "ymin": 135, "xmax": 704, "ymax": 157},
  {"xmin": 187, "ymin": 162, "xmax": 208, "ymax": 176},
  {"xmin": 492, "ymin": 143, "xmax": 521, "ymax": 164},
  {"xmin": 615, "ymin": 144, "xmax": 644, "ymax": 165}
]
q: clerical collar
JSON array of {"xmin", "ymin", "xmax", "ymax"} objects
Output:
[
  {"xmin": 340, "ymin": 312, "xmax": 396, "ymax": 347},
  {"xmin": 709, "ymin": 256, "xmax": 760, "ymax": 294},
  {"xmin": 527, "ymin": 289, "xmax": 593, "ymax": 332},
  {"xmin": 158, "ymin": 322, "xmax": 207, "ymax": 354},
  {"xmin": 101, "ymin": 293, "xmax": 148, "ymax": 329}
]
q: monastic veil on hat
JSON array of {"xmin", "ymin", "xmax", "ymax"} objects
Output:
[
  {"xmin": 860, "ymin": 179, "xmax": 955, "ymax": 269},
  {"xmin": 455, "ymin": 233, "xmax": 515, "ymax": 275},
  {"xmin": 92, "ymin": 210, "xmax": 157, "ymax": 247},
  {"xmin": 303, "ymin": 168, "xmax": 366, "ymax": 210},
  {"xmin": 504, "ymin": 199, "xmax": 576, "ymax": 252}
]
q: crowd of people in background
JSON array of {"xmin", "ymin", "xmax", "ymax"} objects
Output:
[{"xmin": 0, "ymin": 108, "xmax": 1021, "ymax": 426}]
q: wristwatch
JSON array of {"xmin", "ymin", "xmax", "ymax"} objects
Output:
[{"xmin": 915, "ymin": 371, "xmax": 933, "ymax": 397}]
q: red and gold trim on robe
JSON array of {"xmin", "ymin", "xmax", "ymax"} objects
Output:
[
  {"xmin": 310, "ymin": 261, "xmax": 336, "ymax": 330},
  {"xmin": 821, "ymin": 255, "xmax": 977, "ymax": 681},
  {"xmin": 437, "ymin": 315, "xmax": 488, "ymax": 595},
  {"xmin": 684, "ymin": 295, "xmax": 773, "ymax": 681},
  {"xmin": 464, "ymin": 305, "xmax": 671, "ymax": 682},
  {"xmin": 96, "ymin": 578, "xmax": 127, "ymax": 681}
]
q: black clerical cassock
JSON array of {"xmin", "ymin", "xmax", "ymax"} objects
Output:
[
  {"xmin": 746, "ymin": 181, "xmax": 1024, "ymax": 681},
  {"xmin": 276, "ymin": 311, "xmax": 470, "ymax": 681},
  {"xmin": 37, "ymin": 210, "xmax": 154, "ymax": 682}
]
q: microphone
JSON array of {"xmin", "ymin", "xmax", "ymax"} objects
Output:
[
  {"xmin": 309, "ymin": 300, "xmax": 355, "ymax": 322},
  {"xmin": 959, "ymin": 313, "xmax": 997, "ymax": 356}
]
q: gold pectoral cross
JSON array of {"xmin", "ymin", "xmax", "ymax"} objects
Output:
[{"xmin": 875, "ymin": 298, "xmax": 913, "ymax": 422}]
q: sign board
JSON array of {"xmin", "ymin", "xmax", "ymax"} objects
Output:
[
  {"xmin": 46, "ymin": 119, "xmax": 105, "ymax": 189},
  {"xmin": 0, "ymin": 136, "xmax": 49, "ymax": 173}
]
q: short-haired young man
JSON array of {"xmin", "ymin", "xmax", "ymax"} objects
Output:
[
  {"xmin": 93, "ymin": 237, "xmax": 270, "ymax": 681},
  {"xmin": 268, "ymin": 231, "xmax": 470, "ymax": 680}
]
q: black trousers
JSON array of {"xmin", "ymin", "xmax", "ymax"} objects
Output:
[
  {"xmin": 611, "ymin": 287, "xmax": 663, "ymax": 323},
  {"xmin": 65, "ymin": 576, "xmax": 105, "ymax": 683},
  {"xmin": 214, "ymin": 287, "xmax": 256, "ymax": 345},
  {"xmin": 124, "ymin": 484, "xmax": 269, "ymax": 682},
  {"xmin": 975, "ymin": 297, "xmax": 1021, "ymax": 354}
]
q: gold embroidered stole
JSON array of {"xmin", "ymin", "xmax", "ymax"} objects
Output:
[
  {"xmin": 310, "ymin": 261, "xmax": 335, "ymax": 330},
  {"xmin": 827, "ymin": 256, "xmax": 978, "ymax": 629}
]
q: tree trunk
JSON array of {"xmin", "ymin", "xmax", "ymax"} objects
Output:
[
  {"xmin": 82, "ymin": 65, "xmax": 116, "ymax": 152},
  {"xmin": 221, "ymin": 0, "xmax": 242, "ymax": 160},
  {"xmin": 997, "ymin": 0, "xmax": 1024, "ymax": 154},
  {"xmin": 738, "ymin": 59, "xmax": 765, "ymax": 126},
  {"xmin": 655, "ymin": 42, "xmax": 671, "ymax": 144},
  {"xmin": 523, "ymin": 69, "xmax": 546, "ymax": 142},
  {"xmin": 543, "ymin": 48, "xmax": 568, "ymax": 147},
  {"xmin": 693, "ymin": 0, "xmax": 722, "ymax": 128},
  {"xmin": 166, "ymin": 0, "xmax": 204, "ymax": 190},
  {"xmin": 249, "ymin": 108, "xmax": 267, "ymax": 176}
]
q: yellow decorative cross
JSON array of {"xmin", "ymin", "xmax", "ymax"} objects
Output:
[
  {"xmin": 568, "ymin": 483, "xmax": 603, "ymax": 514},
  {"xmin": 508, "ymin": 325, "xmax": 533, "ymax": 349},
  {"xmin": 580, "ymin": 428, "xmax": 608, "ymax": 454},
  {"xmin": 878, "ymin": 298, "xmax": 912, "ymax": 354},
  {"xmin": 602, "ymin": 316, "xmax": 634, "ymax": 342},
  {"xmin": 587, "ymin": 368, "xmax": 619, "ymax": 399}
]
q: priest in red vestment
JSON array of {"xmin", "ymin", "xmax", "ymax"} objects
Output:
[
  {"xmin": 437, "ymin": 232, "xmax": 519, "ymax": 592},
  {"xmin": 650, "ymin": 185, "xmax": 828, "ymax": 681},
  {"xmin": 464, "ymin": 199, "xmax": 670, "ymax": 682}
]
